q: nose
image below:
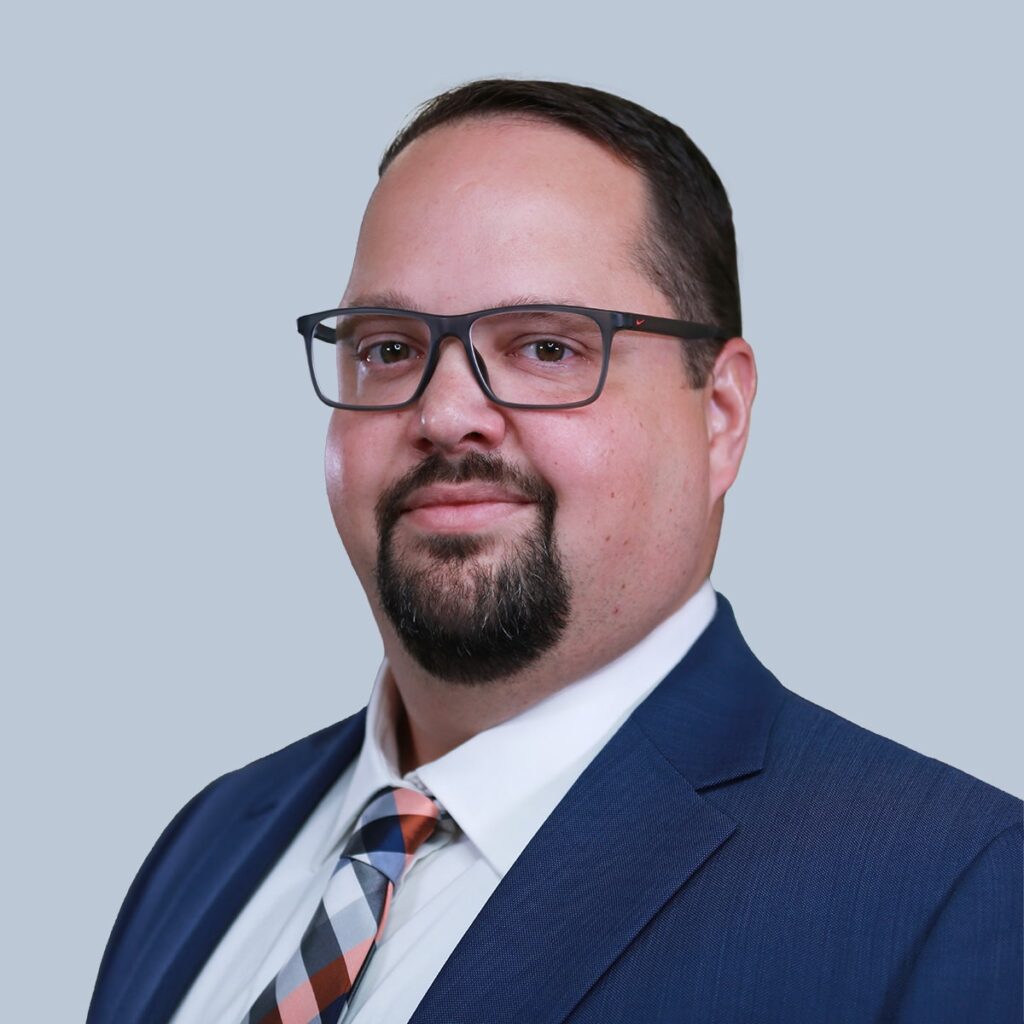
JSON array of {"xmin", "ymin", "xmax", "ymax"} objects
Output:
[{"xmin": 410, "ymin": 336, "xmax": 508, "ymax": 455}]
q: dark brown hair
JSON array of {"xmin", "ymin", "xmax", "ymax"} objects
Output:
[{"xmin": 379, "ymin": 79, "xmax": 741, "ymax": 386}]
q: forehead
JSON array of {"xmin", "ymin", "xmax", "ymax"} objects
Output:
[{"xmin": 344, "ymin": 117, "xmax": 666, "ymax": 315}]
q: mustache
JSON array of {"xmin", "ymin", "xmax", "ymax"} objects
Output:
[{"xmin": 374, "ymin": 452, "xmax": 554, "ymax": 537}]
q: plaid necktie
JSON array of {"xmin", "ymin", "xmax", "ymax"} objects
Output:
[{"xmin": 243, "ymin": 785, "xmax": 450, "ymax": 1024}]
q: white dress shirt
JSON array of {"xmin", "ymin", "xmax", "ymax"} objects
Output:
[{"xmin": 170, "ymin": 579, "xmax": 716, "ymax": 1024}]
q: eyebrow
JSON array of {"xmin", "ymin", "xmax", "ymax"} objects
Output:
[
  {"xmin": 342, "ymin": 289, "xmax": 420, "ymax": 310},
  {"xmin": 341, "ymin": 291, "xmax": 590, "ymax": 312}
]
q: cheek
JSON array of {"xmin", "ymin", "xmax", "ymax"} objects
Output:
[
  {"xmin": 325, "ymin": 413, "xmax": 361, "ymax": 519},
  {"xmin": 544, "ymin": 402, "xmax": 709, "ymax": 587},
  {"xmin": 541, "ymin": 413, "xmax": 651, "ymax": 552},
  {"xmin": 324, "ymin": 413, "xmax": 346, "ymax": 500},
  {"xmin": 325, "ymin": 413, "xmax": 393, "ymax": 562}
]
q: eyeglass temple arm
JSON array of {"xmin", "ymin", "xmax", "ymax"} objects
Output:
[{"xmin": 616, "ymin": 312, "xmax": 730, "ymax": 341}]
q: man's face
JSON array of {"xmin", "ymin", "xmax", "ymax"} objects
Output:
[{"xmin": 327, "ymin": 117, "xmax": 729, "ymax": 683}]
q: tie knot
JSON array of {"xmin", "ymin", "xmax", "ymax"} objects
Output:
[{"xmin": 341, "ymin": 785, "xmax": 446, "ymax": 886}]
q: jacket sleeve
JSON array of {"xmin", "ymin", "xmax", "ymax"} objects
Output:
[{"xmin": 895, "ymin": 820, "xmax": 1023, "ymax": 1023}]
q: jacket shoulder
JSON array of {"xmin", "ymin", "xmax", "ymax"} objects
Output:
[
  {"xmin": 766, "ymin": 688, "xmax": 1021, "ymax": 854},
  {"xmin": 88, "ymin": 712, "xmax": 366, "ymax": 1024}
]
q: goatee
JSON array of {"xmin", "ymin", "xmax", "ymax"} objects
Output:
[{"xmin": 374, "ymin": 452, "xmax": 570, "ymax": 684}]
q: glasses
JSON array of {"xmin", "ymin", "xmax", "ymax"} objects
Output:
[{"xmin": 296, "ymin": 304, "xmax": 729, "ymax": 411}]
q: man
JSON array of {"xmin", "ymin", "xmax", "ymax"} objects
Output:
[{"xmin": 88, "ymin": 80, "xmax": 1022, "ymax": 1024}]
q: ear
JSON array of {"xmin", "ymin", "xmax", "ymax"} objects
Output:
[{"xmin": 705, "ymin": 337, "xmax": 757, "ymax": 506}]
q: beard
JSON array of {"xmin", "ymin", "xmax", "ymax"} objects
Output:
[{"xmin": 374, "ymin": 451, "xmax": 571, "ymax": 684}]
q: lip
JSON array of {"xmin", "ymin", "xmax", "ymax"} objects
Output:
[{"xmin": 399, "ymin": 484, "xmax": 535, "ymax": 532}]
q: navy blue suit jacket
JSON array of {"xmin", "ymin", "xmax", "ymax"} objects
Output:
[{"xmin": 89, "ymin": 594, "xmax": 1022, "ymax": 1023}]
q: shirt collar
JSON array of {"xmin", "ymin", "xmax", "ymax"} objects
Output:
[{"xmin": 325, "ymin": 579, "xmax": 717, "ymax": 876}]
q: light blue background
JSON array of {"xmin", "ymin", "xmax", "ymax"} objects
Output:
[{"xmin": 2, "ymin": 1, "xmax": 1020, "ymax": 1017}]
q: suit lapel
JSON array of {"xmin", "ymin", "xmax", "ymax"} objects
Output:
[
  {"xmin": 410, "ymin": 592, "xmax": 785, "ymax": 1024},
  {"xmin": 409, "ymin": 717, "xmax": 736, "ymax": 1024},
  {"xmin": 96, "ymin": 713, "xmax": 366, "ymax": 1024}
]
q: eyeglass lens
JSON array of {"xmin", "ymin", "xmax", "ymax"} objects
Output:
[{"xmin": 310, "ymin": 310, "xmax": 605, "ymax": 407}]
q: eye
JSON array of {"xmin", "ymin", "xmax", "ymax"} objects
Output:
[
  {"xmin": 367, "ymin": 340, "xmax": 413, "ymax": 364},
  {"xmin": 525, "ymin": 338, "xmax": 572, "ymax": 362},
  {"xmin": 353, "ymin": 338, "xmax": 423, "ymax": 366}
]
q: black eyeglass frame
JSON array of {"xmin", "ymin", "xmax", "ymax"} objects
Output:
[{"xmin": 296, "ymin": 304, "xmax": 731, "ymax": 412}]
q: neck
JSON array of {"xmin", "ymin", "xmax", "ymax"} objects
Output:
[{"xmin": 387, "ymin": 648, "xmax": 568, "ymax": 774}]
